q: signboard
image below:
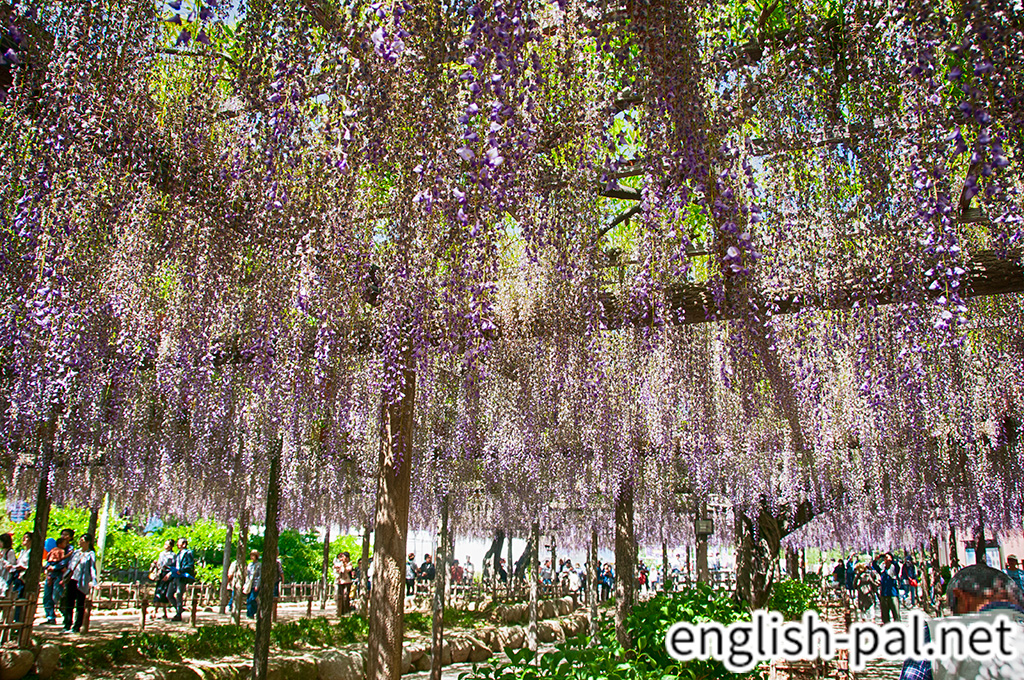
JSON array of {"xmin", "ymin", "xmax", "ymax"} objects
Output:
[
  {"xmin": 8, "ymin": 500, "xmax": 30, "ymax": 523},
  {"xmin": 695, "ymin": 519, "xmax": 714, "ymax": 536}
]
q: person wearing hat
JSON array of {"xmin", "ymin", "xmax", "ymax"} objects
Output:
[
  {"xmin": 899, "ymin": 564, "xmax": 1024, "ymax": 680},
  {"xmin": 1006, "ymin": 555, "xmax": 1024, "ymax": 592}
]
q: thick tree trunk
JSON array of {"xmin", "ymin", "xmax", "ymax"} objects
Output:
[
  {"xmin": 366, "ymin": 362, "xmax": 416, "ymax": 680},
  {"xmin": 430, "ymin": 496, "xmax": 449, "ymax": 680},
  {"xmin": 528, "ymin": 520, "xmax": 539, "ymax": 654},
  {"xmin": 320, "ymin": 526, "xmax": 331, "ymax": 611},
  {"xmin": 735, "ymin": 507, "xmax": 781, "ymax": 609},
  {"xmin": 589, "ymin": 528, "xmax": 598, "ymax": 644},
  {"xmin": 20, "ymin": 410, "xmax": 58, "ymax": 649},
  {"xmin": 786, "ymin": 546, "xmax": 800, "ymax": 579},
  {"xmin": 234, "ymin": 507, "xmax": 249, "ymax": 626},
  {"xmin": 252, "ymin": 438, "xmax": 282, "ymax": 680},
  {"xmin": 614, "ymin": 482, "xmax": 635, "ymax": 649},
  {"xmin": 220, "ymin": 524, "xmax": 233, "ymax": 614},
  {"xmin": 359, "ymin": 524, "xmax": 371, "ymax": 611},
  {"xmin": 483, "ymin": 530, "xmax": 505, "ymax": 591}
]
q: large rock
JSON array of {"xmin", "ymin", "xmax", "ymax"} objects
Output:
[
  {"xmin": 539, "ymin": 601, "xmax": 556, "ymax": 620},
  {"xmin": 0, "ymin": 650, "xmax": 35, "ymax": 680},
  {"xmin": 538, "ymin": 620, "xmax": 563, "ymax": 643},
  {"xmin": 134, "ymin": 666, "xmax": 203, "ymax": 680},
  {"xmin": 477, "ymin": 627, "xmax": 498, "ymax": 650},
  {"xmin": 188, "ymin": 660, "xmax": 249, "ymax": 680},
  {"xmin": 498, "ymin": 626, "xmax": 525, "ymax": 650},
  {"xmin": 449, "ymin": 637, "xmax": 472, "ymax": 664},
  {"xmin": 413, "ymin": 655, "xmax": 431, "ymax": 672},
  {"xmin": 401, "ymin": 648, "xmax": 412, "ymax": 674},
  {"xmin": 33, "ymin": 644, "xmax": 60, "ymax": 680},
  {"xmin": 268, "ymin": 657, "xmax": 317, "ymax": 680},
  {"xmin": 556, "ymin": 598, "xmax": 572, "ymax": 617},
  {"xmin": 467, "ymin": 638, "xmax": 492, "ymax": 663},
  {"xmin": 408, "ymin": 644, "xmax": 426, "ymax": 664},
  {"xmin": 317, "ymin": 651, "xmax": 364, "ymax": 680},
  {"xmin": 439, "ymin": 641, "xmax": 452, "ymax": 666}
]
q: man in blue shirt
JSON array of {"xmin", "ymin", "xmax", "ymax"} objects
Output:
[{"xmin": 875, "ymin": 552, "xmax": 901, "ymax": 623}]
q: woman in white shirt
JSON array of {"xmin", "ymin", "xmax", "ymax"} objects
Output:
[
  {"xmin": 152, "ymin": 539, "xmax": 176, "ymax": 619},
  {"xmin": 0, "ymin": 533, "xmax": 16, "ymax": 597},
  {"xmin": 61, "ymin": 534, "xmax": 98, "ymax": 634}
]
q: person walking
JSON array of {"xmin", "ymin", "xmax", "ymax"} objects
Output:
[
  {"xmin": 405, "ymin": 553, "xmax": 417, "ymax": 599},
  {"xmin": 875, "ymin": 553, "xmax": 901, "ymax": 623},
  {"xmin": 61, "ymin": 534, "xmax": 97, "ymax": 635},
  {"xmin": 245, "ymin": 550, "xmax": 261, "ymax": 619},
  {"xmin": 856, "ymin": 563, "xmax": 878, "ymax": 620},
  {"xmin": 168, "ymin": 537, "xmax": 195, "ymax": 622},
  {"xmin": 334, "ymin": 551, "xmax": 353, "ymax": 614}
]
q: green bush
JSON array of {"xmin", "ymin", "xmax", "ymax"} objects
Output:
[
  {"xmin": 273, "ymin": 615, "xmax": 367, "ymax": 649},
  {"xmin": 464, "ymin": 586, "xmax": 760, "ymax": 680},
  {"xmin": 766, "ymin": 578, "xmax": 820, "ymax": 622}
]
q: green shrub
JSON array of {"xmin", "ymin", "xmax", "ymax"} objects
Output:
[
  {"xmin": 404, "ymin": 611, "xmax": 432, "ymax": 633},
  {"xmin": 272, "ymin": 616, "xmax": 367, "ymax": 649},
  {"xmin": 766, "ymin": 578, "xmax": 820, "ymax": 622},
  {"xmin": 464, "ymin": 586, "xmax": 760, "ymax": 680}
]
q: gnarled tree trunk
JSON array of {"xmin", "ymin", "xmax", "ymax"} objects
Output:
[{"xmin": 366, "ymin": 360, "xmax": 416, "ymax": 680}]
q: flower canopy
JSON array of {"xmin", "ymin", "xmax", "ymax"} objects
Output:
[{"xmin": 0, "ymin": 0, "xmax": 1021, "ymax": 551}]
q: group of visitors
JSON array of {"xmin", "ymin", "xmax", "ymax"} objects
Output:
[
  {"xmin": 149, "ymin": 537, "xmax": 195, "ymax": 621},
  {"xmin": 405, "ymin": 553, "xmax": 436, "ymax": 597},
  {"xmin": 28, "ymin": 528, "xmax": 98, "ymax": 634},
  {"xmin": 833, "ymin": 551, "xmax": 919, "ymax": 622}
]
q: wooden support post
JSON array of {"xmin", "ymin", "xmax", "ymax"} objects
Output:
[
  {"xmin": 614, "ymin": 481, "xmax": 635, "ymax": 649},
  {"xmin": 549, "ymin": 533, "xmax": 556, "ymax": 594},
  {"xmin": 588, "ymin": 528, "xmax": 598, "ymax": 644},
  {"xmin": 696, "ymin": 502, "xmax": 709, "ymax": 584},
  {"xmin": 191, "ymin": 588, "xmax": 199, "ymax": 626},
  {"xmin": 220, "ymin": 524, "xmax": 234, "ymax": 614},
  {"xmin": 307, "ymin": 596, "xmax": 313, "ymax": 618},
  {"xmin": 87, "ymin": 506, "xmax": 100, "ymax": 543},
  {"xmin": 430, "ymin": 495, "xmax": 449, "ymax": 680},
  {"xmin": 252, "ymin": 437, "xmax": 283, "ymax": 680},
  {"xmin": 234, "ymin": 507, "xmax": 249, "ymax": 626},
  {"xmin": 140, "ymin": 597, "xmax": 148, "ymax": 631},
  {"xmin": 660, "ymin": 538, "xmax": 669, "ymax": 592},
  {"xmin": 528, "ymin": 520, "xmax": 539, "ymax": 655},
  {"xmin": 366, "ymin": 358, "xmax": 416, "ymax": 680},
  {"xmin": 507, "ymin": 529, "xmax": 514, "ymax": 597},
  {"xmin": 320, "ymin": 525, "xmax": 331, "ymax": 611}
]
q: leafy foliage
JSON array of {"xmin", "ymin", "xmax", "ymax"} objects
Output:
[
  {"xmin": 765, "ymin": 578, "xmax": 819, "ymax": 622},
  {"xmin": 463, "ymin": 587, "xmax": 760, "ymax": 680}
]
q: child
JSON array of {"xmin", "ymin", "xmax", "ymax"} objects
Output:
[{"xmin": 42, "ymin": 536, "xmax": 68, "ymax": 625}]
